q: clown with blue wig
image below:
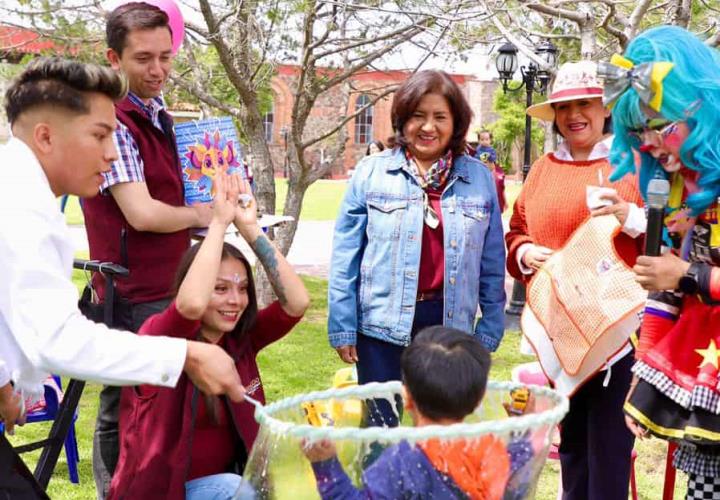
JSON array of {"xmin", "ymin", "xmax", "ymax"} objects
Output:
[{"xmin": 601, "ymin": 25, "xmax": 720, "ymax": 497}]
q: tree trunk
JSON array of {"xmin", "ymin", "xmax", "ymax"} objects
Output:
[
  {"xmin": 544, "ymin": 121, "xmax": 556, "ymax": 153},
  {"xmin": 276, "ymin": 180, "xmax": 306, "ymax": 252},
  {"xmin": 244, "ymin": 111, "xmax": 276, "ymax": 219},
  {"xmin": 579, "ymin": 23, "xmax": 596, "ymax": 60},
  {"xmin": 669, "ymin": 0, "xmax": 692, "ymax": 27}
]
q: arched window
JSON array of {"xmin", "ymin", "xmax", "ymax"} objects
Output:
[
  {"xmin": 262, "ymin": 105, "xmax": 274, "ymax": 143},
  {"xmin": 354, "ymin": 94, "xmax": 373, "ymax": 144}
]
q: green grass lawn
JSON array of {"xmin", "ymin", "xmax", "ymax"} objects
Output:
[
  {"xmin": 64, "ymin": 177, "xmax": 519, "ymax": 227},
  {"xmin": 62, "ymin": 179, "xmax": 349, "ymax": 227},
  {"xmin": 8, "ymin": 269, "xmax": 686, "ymax": 499}
]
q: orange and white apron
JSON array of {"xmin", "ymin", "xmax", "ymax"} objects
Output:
[{"xmin": 521, "ymin": 215, "xmax": 645, "ymax": 396}]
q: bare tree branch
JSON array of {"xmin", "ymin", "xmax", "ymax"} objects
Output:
[
  {"xmin": 626, "ymin": 0, "xmax": 654, "ymax": 38},
  {"xmin": 169, "ymin": 73, "xmax": 242, "ymax": 117},
  {"xmin": 481, "ymin": 3, "xmax": 554, "ymax": 69},
  {"xmin": 521, "ymin": 1, "xmax": 589, "ymax": 23},
  {"xmin": 517, "ymin": 25, "xmax": 581, "ymax": 40}
]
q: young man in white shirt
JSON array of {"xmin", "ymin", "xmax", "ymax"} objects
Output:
[{"xmin": 0, "ymin": 57, "xmax": 245, "ymax": 497}]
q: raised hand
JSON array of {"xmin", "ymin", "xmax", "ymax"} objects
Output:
[
  {"xmin": 211, "ymin": 172, "xmax": 240, "ymax": 228},
  {"xmin": 234, "ymin": 179, "xmax": 258, "ymax": 231}
]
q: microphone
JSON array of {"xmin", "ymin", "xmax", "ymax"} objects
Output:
[{"xmin": 645, "ymin": 178, "xmax": 670, "ymax": 257}]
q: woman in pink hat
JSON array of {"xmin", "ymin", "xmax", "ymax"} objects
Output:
[{"xmin": 505, "ymin": 61, "xmax": 644, "ymax": 500}]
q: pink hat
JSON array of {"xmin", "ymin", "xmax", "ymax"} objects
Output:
[{"xmin": 526, "ymin": 61, "xmax": 604, "ymax": 121}]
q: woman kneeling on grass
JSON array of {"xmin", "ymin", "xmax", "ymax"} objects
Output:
[{"xmin": 108, "ymin": 173, "xmax": 310, "ymax": 500}]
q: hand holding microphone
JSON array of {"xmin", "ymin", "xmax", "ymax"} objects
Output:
[
  {"xmin": 633, "ymin": 178, "xmax": 691, "ymax": 290},
  {"xmin": 644, "ymin": 178, "xmax": 670, "ymax": 257}
]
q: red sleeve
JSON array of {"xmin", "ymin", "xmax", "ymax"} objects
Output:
[
  {"xmin": 636, "ymin": 314, "xmax": 674, "ymax": 359},
  {"xmin": 710, "ymin": 267, "xmax": 720, "ymax": 301},
  {"xmin": 138, "ymin": 300, "xmax": 201, "ymax": 340},
  {"xmin": 250, "ymin": 301, "xmax": 302, "ymax": 353}
]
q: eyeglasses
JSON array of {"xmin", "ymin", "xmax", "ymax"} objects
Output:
[
  {"xmin": 628, "ymin": 99, "xmax": 701, "ymax": 144},
  {"xmin": 628, "ymin": 118, "xmax": 679, "ymax": 143}
]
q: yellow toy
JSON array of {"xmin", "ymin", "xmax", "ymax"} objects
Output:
[
  {"xmin": 301, "ymin": 401, "xmax": 334, "ymax": 427},
  {"xmin": 508, "ymin": 387, "xmax": 531, "ymax": 416},
  {"xmin": 302, "ymin": 367, "xmax": 362, "ymax": 427},
  {"xmin": 330, "ymin": 367, "xmax": 362, "ymax": 427}
]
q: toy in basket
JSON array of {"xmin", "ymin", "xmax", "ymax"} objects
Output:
[
  {"xmin": 301, "ymin": 367, "xmax": 362, "ymax": 428},
  {"xmin": 244, "ymin": 381, "xmax": 568, "ymax": 500}
]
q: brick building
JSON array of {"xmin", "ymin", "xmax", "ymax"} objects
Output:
[
  {"xmin": 0, "ymin": 25, "xmax": 501, "ymax": 175},
  {"xmin": 0, "ymin": 25, "xmax": 78, "ymax": 142},
  {"xmin": 264, "ymin": 64, "xmax": 499, "ymax": 178}
]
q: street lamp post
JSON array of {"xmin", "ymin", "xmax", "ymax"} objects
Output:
[{"xmin": 495, "ymin": 40, "xmax": 558, "ymax": 317}]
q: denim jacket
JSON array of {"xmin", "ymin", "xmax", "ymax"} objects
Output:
[{"xmin": 328, "ymin": 148, "xmax": 506, "ymax": 351}]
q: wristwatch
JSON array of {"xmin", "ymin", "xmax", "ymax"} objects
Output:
[{"xmin": 678, "ymin": 263, "xmax": 701, "ymax": 294}]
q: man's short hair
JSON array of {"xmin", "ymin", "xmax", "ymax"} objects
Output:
[
  {"xmin": 401, "ymin": 326, "xmax": 491, "ymax": 421},
  {"xmin": 4, "ymin": 57, "xmax": 128, "ymax": 124},
  {"xmin": 106, "ymin": 2, "xmax": 171, "ymax": 55}
]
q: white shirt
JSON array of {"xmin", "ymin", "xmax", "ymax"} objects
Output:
[
  {"xmin": 554, "ymin": 135, "xmax": 614, "ymax": 162},
  {"xmin": 0, "ymin": 138, "xmax": 186, "ymax": 398},
  {"xmin": 0, "ymin": 359, "xmax": 9, "ymax": 387}
]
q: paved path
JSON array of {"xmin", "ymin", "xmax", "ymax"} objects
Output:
[{"xmin": 69, "ymin": 218, "xmax": 516, "ymax": 301}]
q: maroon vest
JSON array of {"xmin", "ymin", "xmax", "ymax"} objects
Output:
[{"xmin": 83, "ymin": 97, "xmax": 190, "ymax": 304}]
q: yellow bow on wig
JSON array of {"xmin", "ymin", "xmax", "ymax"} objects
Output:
[{"xmin": 597, "ymin": 54, "xmax": 674, "ymax": 112}]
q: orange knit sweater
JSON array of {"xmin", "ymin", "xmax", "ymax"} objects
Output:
[{"xmin": 506, "ymin": 153, "xmax": 644, "ymax": 282}]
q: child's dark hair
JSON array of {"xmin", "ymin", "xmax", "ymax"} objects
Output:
[
  {"xmin": 365, "ymin": 139, "xmax": 385, "ymax": 156},
  {"xmin": 478, "ymin": 129, "xmax": 492, "ymax": 140},
  {"xmin": 401, "ymin": 326, "xmax": 491, "ymax": 421},
  {"xmin": 171, "ymin": 242, "xmax": 258, "ymax": 337}
]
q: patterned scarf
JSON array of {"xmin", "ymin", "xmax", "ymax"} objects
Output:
[
  {"xmin": 405, "ymin": 148, "xmax": 453, "ymax": 228},
  {"xmin": 405, "ymin": 148, "xmax": 454, "ymax": 190}
]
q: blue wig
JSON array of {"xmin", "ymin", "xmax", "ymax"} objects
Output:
[{"xmin": 609, "ymin": 25, "xmax": 720, "ymax": 215}]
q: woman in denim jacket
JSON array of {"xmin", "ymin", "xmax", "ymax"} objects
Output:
[{"xmin": 328, "ymin": 70, "xmax": 506, "ymax": 428}]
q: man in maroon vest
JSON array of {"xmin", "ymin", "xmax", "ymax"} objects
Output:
[{"xmin": 81, "ymin": 4, "xmax": 212, "ymax": 496}]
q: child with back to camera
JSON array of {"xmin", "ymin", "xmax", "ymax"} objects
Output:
[{"xmin": 303, "ymin": 326, "xmax": 534, "ymax": 500}]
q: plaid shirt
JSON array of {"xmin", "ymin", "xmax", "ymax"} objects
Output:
[{"xmin": 101, "ymin": 92, "xmax": 167, "ymax": 191}]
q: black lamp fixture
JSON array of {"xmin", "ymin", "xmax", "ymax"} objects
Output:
[
  {"xmin": 495, "ymin": 42, "xmax": 519, "ymax": 86},
  {"xmin": 494, "ymin": 39, "xmax": 558, "ymax": 319},
  {"xmin": 494, "ymin": 40, "xmax": 558, "ymax": 95}
]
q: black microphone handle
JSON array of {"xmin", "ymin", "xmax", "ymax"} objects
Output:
[{"xmin": 645, "ymin": 206, "xmax": 664, "ymax": 257}]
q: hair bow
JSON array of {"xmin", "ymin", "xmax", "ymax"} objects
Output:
[{"xmin": 597, "ymin": 54, "xmax": 674, "ymax": 112}]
